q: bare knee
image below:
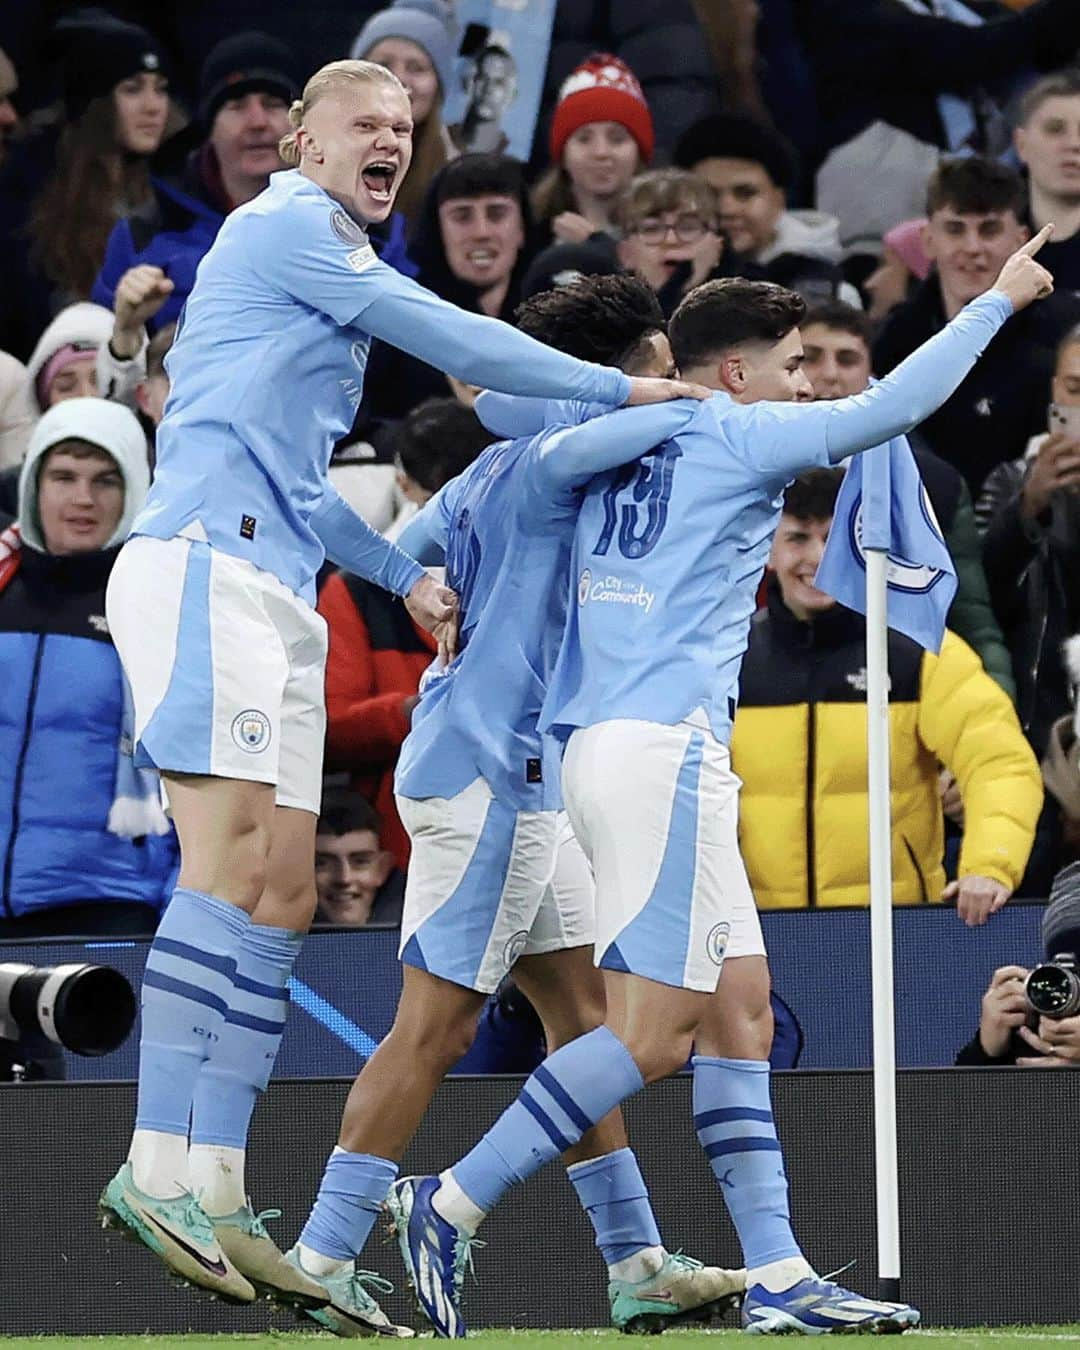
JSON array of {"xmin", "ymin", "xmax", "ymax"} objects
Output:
[
  {"xmin": 389, "ymin": 986, "xmax": 485, "ymax": 1071},
  {"xmin": 618, "ymin": 1025, "xmax": 695, "ymax": 1084},
  {"xmin": 697, "ymin": 957, "xmax": 773, "ymax": 1061}
]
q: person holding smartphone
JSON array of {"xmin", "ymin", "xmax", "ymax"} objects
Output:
[{"xmin": 977, "ymin": 324, "xmax": 1080, "ymax": 891}]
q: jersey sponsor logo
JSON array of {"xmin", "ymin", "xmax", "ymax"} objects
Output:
[
  {"xmin": 706, "ymin": 921, "xmax": 730, "ymax": 966},
  {"xmin": 345, "ymin": 245, "xmax": 377, "ymax": 273},
  {"xmin": 849, "ymin": 484, "xmax": 947, "ymax": 595},
  {"xmin": 329, "ymin": 207, "xmax": 368, "ymax": 245},
  {"xmin": 577, "ymin": 567, "xmax": 656, "ymax": 614},
  {"xmin": 231, "ymin": 709, "xmax": 271, "ymax": 754},
  {"xmin": 503, "ymin": 930, "xmax": 529, "ymax": 968}
]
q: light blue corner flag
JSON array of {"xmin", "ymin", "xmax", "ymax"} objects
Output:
[{"xmin": 815, "ymin": 437, "xmax": 957, "ymax": 653}]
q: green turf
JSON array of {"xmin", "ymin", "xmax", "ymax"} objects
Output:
[{"xmin": 2, "ymin": 1331, "xmax": 1080, "ymax": 1348}]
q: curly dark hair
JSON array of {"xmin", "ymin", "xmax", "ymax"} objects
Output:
[{"xmin": 514, "ymin": 272, "xmax": 666, "ymax": 371}]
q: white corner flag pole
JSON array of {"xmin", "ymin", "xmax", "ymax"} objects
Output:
[{"xmin": 865, "ymin": 547, "xmax": 902, "ymax": 1302}]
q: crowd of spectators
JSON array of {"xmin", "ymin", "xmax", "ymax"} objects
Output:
[{"xmin": 2, "ymin": 1, "xmax": 1080, "ymax": 1069}]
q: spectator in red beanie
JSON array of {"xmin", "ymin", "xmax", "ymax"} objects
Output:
[{"xmin": 532, "ymin": 53, "xmax": 654, "ymax": 248}]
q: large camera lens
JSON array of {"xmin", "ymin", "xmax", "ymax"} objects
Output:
[
  {"xmin": 1025, "ymin": 962, "xmax": 1080, "ymax": 1019},
  {"xmin": 0, "ymin": 963, "xmax": 136, "ymax": 1056}
]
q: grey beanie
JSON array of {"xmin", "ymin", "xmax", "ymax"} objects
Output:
[
  {"xmin": 1042, "ymin": 861, "xmax": 1080, "ymax": 958},
  {"xmin": 350, "ymin": 0, "xmax": 457, "ymax": 98}
]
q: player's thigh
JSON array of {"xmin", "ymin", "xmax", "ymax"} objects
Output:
[
  {"xmin": 165, "ymin": 772, "xmax": 277, "ymax": 906},
  {"xmin": 388, "ymin": 964, "xmax": 488, "ymax": 1053},
  {"xmin": 396, "ymin": 780, "xmax": 559, "ymax": 994},
  {"xmin": 603, "ymin": 968, "xmax": 711, "ymax": 1082},
  {"xmin": 513, "ymin": 945, "xmax": 605, "ymax": 1046},
  {"xmin": 265, "ymin": 585, "xmax": 328, "ymax": 817},
  {"xmin": 109, "ymin": 535, "xmax": 290, "ymax": 788},
  {"xmin": 518, "ymin": 812, "xmax": 595, "ymax": 963},
  {"xmin": 696, "ymin": 954, "xmax": 773, "ymax": 1060},
  {"xmin": 565, "ymin": 718, "xmax": 742, "ymax": 994}
]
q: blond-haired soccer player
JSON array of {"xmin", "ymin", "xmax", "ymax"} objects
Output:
[{"xmin": 98, "ymin": 58, "xmax": 699, "ymax": 1316}]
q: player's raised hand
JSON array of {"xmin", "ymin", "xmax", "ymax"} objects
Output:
[
  {"xmin": 406, "ymin": 572, "xmax": 458, "ymax": 645},
  {"xmin": 625, "ymin": 376, "xmax": 712, "ymax": 405},
  {"xmin": 993, "ymin": 223, "xmax": 1055, "ymax": 313}
]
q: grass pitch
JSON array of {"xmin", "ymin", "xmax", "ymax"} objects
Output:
[{"xmin": 2, "ymin": 1331, "xmax": 1080, "ymax": 1348}]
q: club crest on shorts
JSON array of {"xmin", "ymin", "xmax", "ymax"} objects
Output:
[
  {"xmin": 706, "ymin": 921, "xmax": 731, "ymax": 966},
  {"xmin": 503, "ymin": 930, "xmax": 529, "ymax": 967},
  {"xmin": 231, "ymin": 709, "xmax": 271, "ymax": 754}
]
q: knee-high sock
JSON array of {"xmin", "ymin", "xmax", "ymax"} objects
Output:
[
  {"xmin": 297, "ymin": 1149, "xmax": 398, "ymax": 1274},
  {"xmin": 441, "ymin": 1027, "xmax": 643, "ymax": 1222},
  {"xmin": 188, "ymin": 921, "xmax": 303, "ymax": 1214},
  {"xmin": 130, "ymin": 887, "xmax": 249, "ymax": 1197},
  {"xmin": 567, "ymin": 1147, "xmax": 664, "ymax": 1274},
  {"xmin": 692, "ymin": 1056, "xmax": 802, "ymax": 1270}
]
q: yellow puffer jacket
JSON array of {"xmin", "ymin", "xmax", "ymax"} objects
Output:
[{"xmin": 731, "ymin": 592, "xmax": 1043, "ymax": 910}]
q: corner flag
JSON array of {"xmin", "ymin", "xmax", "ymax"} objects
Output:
[{"xmin": 814, "ymin": 436, "xmax": 957, "ymax": 652}]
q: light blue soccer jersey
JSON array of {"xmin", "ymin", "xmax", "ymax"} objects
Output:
[
  {"xmin": 542, "ymin": 289, "xmax": 1013, "ymax": 744},
  {"xmin": 395, "ymin": 401, "xmax": 697, "ymax": 811},
  {"xmin": 132, "ymin": 171, "xmax": 631, "ymax": 602}
]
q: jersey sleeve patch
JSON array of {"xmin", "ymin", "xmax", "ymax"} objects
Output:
[{"xmin": 346, "ymin": 244, "xmax": 378, "ymax": 273}]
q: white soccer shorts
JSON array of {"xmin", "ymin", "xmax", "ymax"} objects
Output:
[
  {"xmin": 106, "ymin": 534, "xmax": 328, "ymax": 815},
  {"xmin": 561, "ymin": 712, "xmax": 764, "ymax": 994},
  {"xmin": 396, "ymin": 779, "xmax": 596, "ymax": 994}
]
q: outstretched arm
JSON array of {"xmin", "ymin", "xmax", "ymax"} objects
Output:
[
  {"xmin": 742, "ymin": 227, "xmax": 1055, "ymax": 480},
  {"xmin": 358, "ymin": 267, "xmax": 708, "ymax": 409},
  {"xmin": 534, "ymin": 400, "xmax": 700, "ymax": 492}
]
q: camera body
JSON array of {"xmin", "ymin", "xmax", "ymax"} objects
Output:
[{"xmin": 1025, "ymin": 952, "xmax": 1080, "ymax": 1021}]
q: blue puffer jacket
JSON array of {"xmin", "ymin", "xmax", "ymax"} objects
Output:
[
  {"xmin": 92, "ymin": 169, "xmax": 417, "ymax": 331},
  {"xmin": 0, "ymin": 547, "xmax": 177, "ymax": 918}
]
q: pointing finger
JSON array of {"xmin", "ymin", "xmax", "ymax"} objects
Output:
[{"xmin": 1019, "ymin": 222, "xmax": 1055, "ymax": 257}]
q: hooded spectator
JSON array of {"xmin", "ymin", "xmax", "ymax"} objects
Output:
[
  {"xmin": 0, "ymin": 353, "xmax": 35, "ymax": 473},
  {"xmin": 91, "ymin": 31, "xmax": 301, "ymax": 336},
  {"xmin": 351, "ymin": 0, "xmax": 459, "ymax": 224},
  {"xmin": 673, "ymin": 113, "xmax": 861, "ymax": 308},
  {"xmin": 532, "ymin": 53, "xmax": 654, "ymax": 246},
  {"xmin": 0, "ymin": 15, "xmax": 172, "ymax": 361},
  {"xmin": 25, "ymin": 303, "xmax": 116, "ymax": 413},
  {"xmin": 0, "ymin": 398, "xmax": 175, "ymax": 938}
]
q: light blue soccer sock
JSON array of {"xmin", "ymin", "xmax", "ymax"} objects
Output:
[
  {"xmin": 130, "ymin": 887, "xmax": 249, "ymax": 1195},
  {"xmin": 190, "ymin": 921, "xmax": 302, "ymax": 1147},
  {"xmin": 567, "ymin": 1147, "xmax": 663, "ymax": 1270},
  {"xmin": 187, "ymin": 921, "xmax": 303, "ymax": 1213},
  {"xmin": 692, "ymin": 1055, "xmax": 803, "ymax": 1270},
  {"xmin": 298, "ymin": 1149, "xmax": 398, "ymax": 1270},
  {"xmin": 446, "ymin": 1027, "xmax": 644, "ymax": 1216}
]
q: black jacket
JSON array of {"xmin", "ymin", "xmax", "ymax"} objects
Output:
[
  {"xmin": 873, "ymin": 275, "xmax": 1080, "ymax": 495},
  {"xmin": 976, "ymin": 453, "xmax": 1080, "ymax": 756},
  {"xmin": 796, "ymin": 0, "xmax": 1080, "ymax": 161}
]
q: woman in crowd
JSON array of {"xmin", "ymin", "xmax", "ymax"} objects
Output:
[
  {"xmin": 532, "ymin": 53, "xmax": 654, "ymax": 247},
  {"xmin": 350, "ymin": 0, "xmax": 458, "ymax": 225},
  {"xmin": 0, "ymin": 15, "xmax": 172, "ymax": 361}
]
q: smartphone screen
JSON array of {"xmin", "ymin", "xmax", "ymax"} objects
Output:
[{"xmin": 1048, "ymin": 403, "xmax": 1080, "ymax": 438}]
